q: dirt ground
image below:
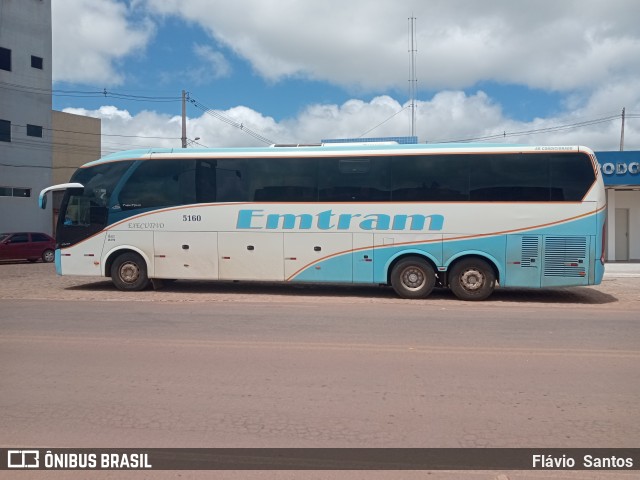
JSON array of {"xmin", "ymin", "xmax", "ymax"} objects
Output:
[{"xmin": 0, "ymin": 261, "xmax": 638, "ymax": 311}]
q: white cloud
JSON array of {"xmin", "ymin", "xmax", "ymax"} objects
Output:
[
  {"xmin": 52, "ymin": 0, "xmax": 640, "ymax": 153},
  {"xmin": 52, "ymin": 0, "xmax": 154, "ymax": 85},
  {"xmin": 193, "ymin": 44, "xmax": 231, "ymax": 80},
  {"xmin": 139, "ymin": 0, "xmax": 640, "ymax": 93},
  {"xmin": 65, "ymin": 90, "xmax": 640, "ymax": 157},
  {"xmin": 63, "ymin": 105, "xmax": 180, "ymax": 152}
]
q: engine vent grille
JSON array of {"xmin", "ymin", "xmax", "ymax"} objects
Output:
[
  {"xmin": 520, "ymin": 236, "xmax": 539, "ymax": 267},
  {"xmin": 544, "ymin": 236, "xmax": 587, "ymax": 277}
]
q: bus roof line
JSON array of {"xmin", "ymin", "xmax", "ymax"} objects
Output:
[{"xmin": 83, "ymin": 144, "xmax": 585, "ymax": 168}]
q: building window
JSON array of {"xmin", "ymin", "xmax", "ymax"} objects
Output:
[
  {"xmin": 0, "ymin": 47, "xmax": 11, "ymax": 71},
  {"xmin": 0, "ymin": 187, "xmax": 31, "ymax": 198},
  {"xmin": 26, "ymin": 124, "xmax": 43, "ymax": 138},
  {"xmin": 31, "ymin": 55, "xmax": 43, "ymax": 69},
  {"xmin": 12, "ymin": 188, "xmax": 31, "ymax": 198},
  {"xmin": 0, "ymin": 119, "xmax": 10, "ymax": 142}
]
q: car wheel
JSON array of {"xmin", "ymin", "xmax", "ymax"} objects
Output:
[
  {"xmin": 390, "ymin": 257, "xmax": 436, "ymax": 299},
  {"xmin": 42, "ymin": 250, "xmax": 55, "ymax": 263},
  {"xmin": 449, "ymin": 258, "xmax": 496, "ymax": 301},
  {"xmin": 111, "ymin": 252, "xmax": 150, "ymax": 291}
]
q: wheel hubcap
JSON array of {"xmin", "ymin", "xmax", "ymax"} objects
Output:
[
  {"xmin": 460, "ymin": 269, "xmax": 484, "ymax": 291},
  {"xmin": 120, "ymin": 262, "xmax": 140, "ymax": 283},
  {"xmin": 402, "ymin": 267, "xmax": 425, "ymax": 291}
]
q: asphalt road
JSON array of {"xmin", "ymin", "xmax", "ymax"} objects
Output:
[
  {"xmin": 2, "ymin": 298, "xmax": 638, "ymax": 446},
  {"xmin": 1, "ymin": 268, "xmax": 639, "ymax": 479}
]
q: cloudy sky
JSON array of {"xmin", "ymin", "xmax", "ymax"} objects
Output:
[{"xmin": 52, "ymin": 0, "xmax": 640, "ymax": 154}]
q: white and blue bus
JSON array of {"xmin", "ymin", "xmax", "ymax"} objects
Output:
[{"xmin": 39, "ymin": 143, "xmax": 606, "ymax": 300}]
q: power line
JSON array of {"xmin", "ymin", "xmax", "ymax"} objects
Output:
[
  {"xmin": 5, "ymin": 77, "xmax": 639, "ymax": 146},
  {"xmin": 0, "ymin": 162, "xmax": 74, "ymax": 170},
  {"xmin": 2, "ymin": 139, "xmax": 103, "ymax": 157},
  {"xmin": 1, "ymin": 124, "xmax": 178, "ymax": 156},
  {"xmin": 188, "ymin": 94, "xmax": 276, "ymax": 145},
  {"xmin": 10, "ymin": 123, "xmax": 180, "ymax": 141},
  {"xmin": 438, "ymin": 114, "xmax": 626, "ymax": 143},
  {"xmin": 186, "ymin": 138, "xmax": 210, "ymax": 148},
  {"xmin": 1, "ymin": 84, "xmax": 277, "ymax": 145},
  {"xmin": 0, "ymin": 81, "xmax": 182, "ymax": 103},
  {"xmin": 0, "ymin": 130, "xmax": 163, "ymax": 157},
  {"xmin": 358, "ymin": 106, "xmax": 411, "ymax": 138}
]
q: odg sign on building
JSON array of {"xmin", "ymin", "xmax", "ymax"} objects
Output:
[{"xmin": 597, "ymin": 151, "xmax": 640, "ymax": 186}]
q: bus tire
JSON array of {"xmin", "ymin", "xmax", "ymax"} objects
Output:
[
  {"xmin": 111, "ymin": 252, "xmax": 150, "ymax": 291},
  {"xmin": 390, "ymin": 257, "xmax": 436, "ymax": 299},
  {"xmin": 449, "ymin": 258, "xmax": 496, "ymax": 301}
]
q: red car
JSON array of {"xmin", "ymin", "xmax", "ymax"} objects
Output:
[{"xmin": 0, "ymin": 232, "xmax": 55, "ymax": 263}]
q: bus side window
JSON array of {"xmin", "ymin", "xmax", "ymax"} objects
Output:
[
  {"xmin": 469, "ymin": 154, "xmax": 550, "ymax": 202},
  {"xmin": 216, "ymin": 159, "xmax": 248, "ymax": 202},
  {"xmin": 319, "ymin": 157, "xmax": 390, "ymax": 202},
  {"xmin": 196, "ymin": 160, "xmax": 217, "ymax": 203},
  {"xmin": 550, "ymin": 153, "xmax": 595, "ymax": 201},
  {"xmin": 391, "ymin": 155, "xmax": 469, "ymax": 201},
  {"xmin": 119, "ymin": 160, "xmax": 197, "ymax": 210},
  {"xmin": 250, "ymin": 157, "xmax": 318, "ymax": 202}
]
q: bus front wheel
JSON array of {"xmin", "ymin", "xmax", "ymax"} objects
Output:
[
  {"xmin": 111, "ymin": 252, "xmax": 150, "ymax": 291},
  {"xmin": 449, "ymin": 258, "xmax": 496, "ymax": 301},
  {"xmin": 390, "ymin": 257, "xmax": 436, "ymax": 299}
]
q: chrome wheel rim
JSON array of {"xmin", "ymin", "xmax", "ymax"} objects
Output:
[
  {"xmin": 460, "ymin": 268, "xmax": 484, "ymax": 291},
  {"xmin": 401, "ymin": 266, "xmax": 426, "ymax": 291},
  {"xmin": 119, "ymin": 262, "xmax": 140, "ymax": 284}
]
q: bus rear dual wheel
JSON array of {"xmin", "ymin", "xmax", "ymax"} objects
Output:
[
  {"xmin": 390, "ymin": 256, "xmax": 496, "ymax": 301},
  {"xmin": 111, "ymin": 252, "xmax": 150, "ymax": 291},
  {"xmin": 390, "ymin": 257, "xmax": 437, "ymax": 299},
  {"xmin": 448, "ymin": 258, "xmax": 496, "ymax": 301}
]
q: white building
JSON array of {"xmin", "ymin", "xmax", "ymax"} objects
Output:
[
  {"xmin": 0, "ymin": 0, "xmax": 53, "ymax": 233},
  {"xmin": 598, "ymin": 151, "xmax": 640, "ymax": 262}
]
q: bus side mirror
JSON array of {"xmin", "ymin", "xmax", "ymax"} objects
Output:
[{"xmin": 38, "ymin": 183, "xmax": 85, "ymax": 209}]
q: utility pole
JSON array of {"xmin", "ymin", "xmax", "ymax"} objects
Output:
[
  {"xmin": 408, "ymin": 16, "xmax": 417, "ymax": 138},
  {"xmin": 181, "ymin": 90, "xmax": 187, "ymax": 148},
  {"xmin": 620, "ymin": 107, "xmax": 625, "ymax": 151}
]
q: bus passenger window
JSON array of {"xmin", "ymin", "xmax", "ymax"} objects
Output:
[
  {"xmin": 119, "ymin": 160, "xmax": 197, "ymax": 210},
  {"xmin": 550, "ymin": 153, "xmax": 595, "ymax": 201},
  {"xmin": 215, "ymin": 159, "xmax": 248, "ymax": 202},
  {"xmin": 250, "ymin": 157, "xmax": 318, "ymax": 202},
  {"xmin": 391, "ymin": 155, "xmax": 469, "ymax": 201},
  {"xmin": 196, "ymin": 160, "xmax": 218, "ymax": 203},
  {"xmin": 319, "ymin": 157, "xmax": 390, "ymax": 202}
]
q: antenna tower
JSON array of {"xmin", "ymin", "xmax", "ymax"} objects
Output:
[{"xmin": 408, "ymin": 16, "xmax": 418, "ymax": 137}]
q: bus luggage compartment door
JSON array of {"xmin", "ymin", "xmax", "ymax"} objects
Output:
[
  {"xmin": 284, "ymin": 233, "xmax": 353, "ymax": 283},
  {"xmin": 219, "ymin": 232, "xmax": 284, "ymax": 281},
  {"xmin": 154, "ymin": 231, "xmax": 218, "ymax": 280}
]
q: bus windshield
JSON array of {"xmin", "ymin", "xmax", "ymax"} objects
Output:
[{"xmin": 57, "ymin": 161, "xmax": 133, "ymax": 247}]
